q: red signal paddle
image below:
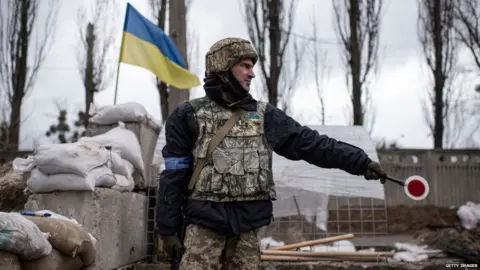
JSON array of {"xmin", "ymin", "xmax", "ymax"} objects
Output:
[{"xmin": 384, "ymin": 175, "xmax": 430, "ymax": 201}]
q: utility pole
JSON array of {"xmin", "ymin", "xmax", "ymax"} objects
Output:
[
  {"xmin": 167, "ymin": 0, "xmax": 189, "ymax": 115},
  {"xmin": 152, "ymin": 0, "xmax": 169, "ymax": 122}
]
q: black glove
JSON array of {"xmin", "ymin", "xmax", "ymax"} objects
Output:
[
  {"xmin": 364, "ymin": 160, "xmax": 387, "ymax": 183},
  {"xmin": 161, "ymin": 235, "xmax": 184, "ymax": 257}
]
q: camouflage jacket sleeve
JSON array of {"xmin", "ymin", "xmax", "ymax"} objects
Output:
[
  {"xmin": 156, "ymin": 102, "xmax": 198, "ymax": 236},
  {"xmin": 263, "ymin": 104, "xmax": 371, "ymax": 175}
]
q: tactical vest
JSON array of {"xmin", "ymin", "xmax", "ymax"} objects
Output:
[{"xmin": 188, "ymin": 97, "xmax": 276, "ymax": 202}]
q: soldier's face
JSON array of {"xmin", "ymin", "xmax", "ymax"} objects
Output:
[{"xmin": 231, "ymin": 59, "xmax": 255, "ymax": 91}]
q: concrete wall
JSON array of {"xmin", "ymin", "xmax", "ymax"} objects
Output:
[
  {"xmin": 24, "ymin": 188, "xmax": 148, "ymax": 270},
  {"xmin": 378, "ymin": 149, "xmax": 480, "ymax": 207}
]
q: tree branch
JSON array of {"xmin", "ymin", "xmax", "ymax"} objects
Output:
[
  {"xmin": 241, "ymin": 0, "xmax": 300, "ymax": 109},
  {"xmin": 332, "ymin": 0, "xmax": 382, "ymax": 131},
  {"xmin": 0, "ymin": 0, "xmax": 59, "ymax": 150}
]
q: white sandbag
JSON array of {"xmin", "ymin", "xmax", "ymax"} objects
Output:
[
  {"xmin": 12, "ymin": 156, "xmax": 35, "ymax": 173},
  {"xmin": 106, "ymin": 149, "xmax": 135, "ymax": 179},
  {"xmin": 0, "ymin": 212, "xmax": 52, "ymax": 260},
  {"xmin": 34, "ymin": 142, "xmax": 109, "ymax": 176},
  {"xmin": 457, "ymin": 201, "xmax": 480, "ymax": 230},
  {"xmin": 26, "ymin": 166, "xmax": 115, "ymax": 193},
  {"xmin": 88, "ymin": 102, "xmax": 148, "ymax": 125},
  {"xmin": 79, "ymin": 122, "xmax": 144, "ymax": 175},
  {"xmin": 111, "ymin": 174, "xmax": 135, "ymax": 192}
]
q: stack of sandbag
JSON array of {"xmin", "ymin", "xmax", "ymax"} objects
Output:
[
  {"xmin": 87, "ymin": 102, "xmax": 161, "ymax": 189},
  {"xmin": 11, "ymin": 138, "xmax": 135, "ymax": 193},
  {"xmin": 0, "ymin": 211, "xmax": 97, "ymax": 270},
  {"xmin": 22, "ymin": 216, "xmax": 96, "ymax": 270},
  {"xmin": 0, "ymin": 212, "xmax": 51, "ymax": 269},
  {"xmin": 11, "ymin": 142, "xmax": 117, "ymax": 193},
  {"xmin": 79, "ymin": 121, "xmax": 142, "ymax": 192}
]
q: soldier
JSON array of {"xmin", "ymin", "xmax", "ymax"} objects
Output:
[{"xmin": 156, "ymin": 37, "xmax": 387, "ymax": 270}]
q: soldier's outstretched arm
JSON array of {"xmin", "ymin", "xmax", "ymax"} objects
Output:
[
  {"xmin": 263, "ymin": 104, "xmax": 371, "ymax": 176},
  {"xmin": 156, "ymin": 102, "xmax": 198, "ymax": 236}
]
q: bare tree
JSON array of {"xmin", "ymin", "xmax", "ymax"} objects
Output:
[
  {"xmin": 241, "ymin": 0, "xmax": 304, "ymax": 112},
  {"xmin": 76, "ymin": 0, "xmax": 118, "ymax": 127},
  {"xmin": 439, "ymin": 72, "xmax": 480, "ymax": 148},
  {"xmin": 453, "ymin": 0, "xmax": 480, "ymax": 73},
  {"xmin": 332, "ymin": 0, "xmax": 382, "ymax": 132},
  {"xmin": 417, "ymin": 0, "xmax": 457, "ymax": 148},
  {"xmin": 310, "ymin": 11, "xmax": 331, "ymax": 125},
  {"xmin": 278, "ymin": 38, "xmax": 305, "ymax": 114},
  {"xmin": 443, "ymin": 95, "xmax": 480, "ymax": 148},
  {"xmin": 451, "ymin": 0, "xmax": 480, "ymax": 146},
  {"xmin": 0, "ymin": 0, "xmax": 58, "ymax": 151}
]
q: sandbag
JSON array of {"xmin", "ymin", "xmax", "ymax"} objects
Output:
[
  {"xmin": 111, "ymin": 174, "xmax": 135, "ymax": 192},
  {"xmin": 21, "ymin": 249, "xmax": 83, "ymax": 270},
  {"xmin": 26, "ymin": 166, "xmax": 115, "ymax": 193},
  {"xmin": 0, "ymin": 212, "xmax": 52, "ymax": 260},
  {"xmin": 16, "ymin": 142, "xmax": 110, "ymax": 176},
  {"xmin": 107, "ymin": 149, "xmax": 135, "ymax": 179},
  {"xmin": 88, "ymin": 102, "xmax": 148, "ymax": 125},
  {"xmin": 25, "ymin": 216, "xmax": 96, "ymax": 266},
  {"xmin": 32, "ymin": 210, "xmax": 97, "ymax": 246},
  {"xmin": 79, "ymin": 123, "xmax": 144, "ymax": 176},
  {"xmin": 0, "ymin": 251, "xmax": 20, "ymax": 270}
]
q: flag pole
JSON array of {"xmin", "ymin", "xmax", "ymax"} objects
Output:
[
  {"xmin": 113, "ymin": 4, "xmax": 129, "ymax": 105},
  {"xmin": 113, "ymin": 52, "xmax": 122, "ymax": 105}
]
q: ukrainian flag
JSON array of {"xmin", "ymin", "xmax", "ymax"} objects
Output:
[{"xmin": 119, "ymin": 3, "xmax": 200, "ymax": 89}]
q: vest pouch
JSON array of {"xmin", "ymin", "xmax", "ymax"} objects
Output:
[
  {"xmin": 211, "ymin": 148, "xmax": 245, "ymax": 193},
  {"xmin": 212, "ymin": 148, "xmax": 245, "ymax": 175},
  {"xmin": 258, "ymin": 150, "xmax": 272, "ymax": 193},
  {"xmin": 244, "ymin": 150, "xmax": 260, "ymax": 172},
  {"xmin": 258, "ymin": 150, "xmax": 270, "ymax": 170}
]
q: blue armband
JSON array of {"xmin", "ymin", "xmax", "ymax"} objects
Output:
[{"xmin": 164, "ymin": 157, "xmax": 192, "ymax": 170}]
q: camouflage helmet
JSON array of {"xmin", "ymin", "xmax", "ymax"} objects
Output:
[{"xmin": 205, "ymin": 37, "xmax": 258, "ymax": 76}]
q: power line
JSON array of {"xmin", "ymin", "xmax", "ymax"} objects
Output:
[{"xmin": 39, "ymin": 24, "xmax": 407, "ymax": 71}]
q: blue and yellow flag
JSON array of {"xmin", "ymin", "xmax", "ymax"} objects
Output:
[{"xmin": 120, "ymin": 3, "xmax": 200, "ymax": 89}]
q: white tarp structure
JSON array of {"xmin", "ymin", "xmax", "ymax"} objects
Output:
[
  {"xmin": 153, "ymin": 125, "xmax": 385, "ymax": 231},
  {"xmin": 272, "ymin": 125, "xmax": 384, "ymax": 199}
]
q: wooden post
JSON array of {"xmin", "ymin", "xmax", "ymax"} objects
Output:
[{"xmin": 168, "ymin": 0, "xmax": 190, "ymax": 115}]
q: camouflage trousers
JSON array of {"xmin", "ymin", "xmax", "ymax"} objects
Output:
[{"xmin": 179, "ymin": 224, "xmax": 261, "ymax": 270}]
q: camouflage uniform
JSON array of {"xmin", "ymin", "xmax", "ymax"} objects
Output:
[
  {"xmin": 180, "ymin": 224, "xmax": 261, "ymax": 270},
  {"xmin": 179, "ymin": 37, "xmax": 268, "ymax": 270}
]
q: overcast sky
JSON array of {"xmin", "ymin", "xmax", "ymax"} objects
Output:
[{"xmin": 17, "ymin": 0, "xmax": 479, "ymax": 150}]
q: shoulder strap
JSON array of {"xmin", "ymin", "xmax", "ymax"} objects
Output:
[{"xmin": 187, "ymin": 109, "xmax": 243, "ymax": 192}]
